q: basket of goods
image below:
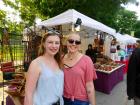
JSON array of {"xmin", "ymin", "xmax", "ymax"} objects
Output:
[
  {"xmin": 94, "ymin": 63, "xmax": 101, "ymax": 69},
  {"xmin": 12, "ymin": 72, "xmax": 25, "ymax": 79},
  {"xmin": 5, "ymin": 72, "xmax": 25, "ymax": 97}
]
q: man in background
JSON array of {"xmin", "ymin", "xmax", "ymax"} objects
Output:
[{"xmin": 127, "ymin": 40, "xmax": 140, "ymax": 105}]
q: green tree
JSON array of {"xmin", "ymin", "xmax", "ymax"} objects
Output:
[
  {"xmin": 3, "ymin": 0, "xmax": 38, "ymax": 26},
  {"xmin": 31, "ymin": 0, "xmax": 137, "ymax": 27},
  {"xmin": 0, "ymin": 10, "xmax": 6, "ymax": 27},
  {"xmin": 134, "ymin": 20, "xmax": 140, "ymax": 38},
  {"xmin": 3, "ymin": 0, "xmax": 137, "ymax": 26},
  {"xmin": 113, "ymin": 8, "xmax": 137, "ymax": 34},
  {"xmin": 0, "ymin": 10, "xmax": 6, "ymax": 38},
  {"xmin": 2, "ymin": 0, "xmax": 139, "ymax": 37},
  {"xmin": 0, "ymin": 10, "xmax": 6, "ymax": 19},
  {"xmin": 0, "ymin": 10, "xmax": 24, "ymax": 37}
]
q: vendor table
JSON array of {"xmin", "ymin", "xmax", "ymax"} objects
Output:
[
  {"xmin": 94, "ymin": 64, "xmax": 125, "ymax": 94},
  {"xmin": 115, "ymin": 60, "xmax": 128, "ymax": 74},
  {"xmin": 6, "ymin": 95, "xmax": 24, "ymax": 105},
  {"xmin": 5, "ymin": 72, "xmax": 26, "ymax": 105}
]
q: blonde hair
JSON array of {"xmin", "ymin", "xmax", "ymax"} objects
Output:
[
  {"xmin": 67, "ymin": 32, "xmax": 81, "ymax": 40},
  {"xmin": 38, "ymin": 32, "xmax": 63, "ymax": 68}
]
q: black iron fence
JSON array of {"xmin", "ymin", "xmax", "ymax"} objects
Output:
[{"xmin": 0, "ymin": 34, "xmax": 25, "ymax": 71}]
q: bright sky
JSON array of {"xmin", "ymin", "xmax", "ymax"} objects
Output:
[
  {"xmin": 0, "ymin": 0, "xmax": 21, "ymax": 23},
  {"xmin": 0, "ymin": 0, "xmax": 140, "ymax": 22},
  {"xmin": 123, "ymin": 1, "xmax": 140, "ymax": 20}
]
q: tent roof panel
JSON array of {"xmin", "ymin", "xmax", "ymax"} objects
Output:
[{"xmin": 38, "ymin": 9, "xmax": 116, "ymax": 35}]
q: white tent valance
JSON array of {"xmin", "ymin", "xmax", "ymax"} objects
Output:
[
  {"xmin": 114, "ymin": 33, "xmax": 129, "ymax": 44},
  {"xmin": 123, "ymin": 34, "xmax": 138, "ymax": 43},
  {"xmin": 38, "ymin": 9, "xmax": 116, "ymax": 35},
  {"xmin": 113, "ymin": 33, "xmax": 138, "ymax": 44}
]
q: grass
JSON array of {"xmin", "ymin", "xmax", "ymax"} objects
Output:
[{"xmin": 0, "ymin": 45, "xmax": 25, "ymax": 61}]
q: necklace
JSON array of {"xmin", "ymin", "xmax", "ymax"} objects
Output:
[
  {"xmin": 68, "ymin": 56, "xmax": 73, "ymax": 60},
  {"xmin": 67, "ymin": 52, "xmax": 79, "ymax": 60},
  {"xmin": 70, "ymin": 58, "xmax": 73, "ymax": 60}
]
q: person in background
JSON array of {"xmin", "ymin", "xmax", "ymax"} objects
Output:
[
  {"xmin": 110, "ymin": 38, "xmax": 117, "ymax": 61},
  {"xmin": 63, "ymin": 32, "xmax": 97, "ymax": 105},
  {"xmin": 116, "ymin": 45, "xmax": 126, "ymax": 61},
  {"xmin": 24, "ymin": 31, "xmax": 64, "ymax": 105},
  {"xmin": 85, "ymin": 44, "xmax": 97, "ymax": 63},
  {"xmin": 127, "ymin": 40, "xmax": 140, "ymax": 105}
]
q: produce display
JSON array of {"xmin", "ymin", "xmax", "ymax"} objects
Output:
[
  {"xmin": 95, "ymin": 56, "xmax": 121, "ymax": 73},
  {"xmin": 5, "ymin": 72, "xmax": 25, "ymax": 97}
]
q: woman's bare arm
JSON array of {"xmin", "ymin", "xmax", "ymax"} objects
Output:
[
  {"xmin": 24, "ymin": 60, "xmax": 40, "ymax": 105},
  {"xmin": 86, "ymin": 81, "xmax": 96, "ymax": 105}
]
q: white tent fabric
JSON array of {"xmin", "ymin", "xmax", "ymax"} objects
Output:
[
  {"xmin": 114, "ymin": 33, "xmax": 129, "ymax": 44},
  {"xmin": 113, "ymin": 33, "xmax": 137, "ymax": 44},
  {"xmin": 38, "ymin": 9, "xmax": 116, "ymax": 35},
  {"xmin": 104, "ymin": 36, "xmax": 112, "ymax": 57},
  {"xmin": 123, "ymin": 34, "xmax": 138, "ymax": 43}
]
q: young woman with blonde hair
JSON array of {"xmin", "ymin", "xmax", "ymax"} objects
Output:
[{"xmin": 63, "ymin": 32, "xmax": 97, "ymax": 105}]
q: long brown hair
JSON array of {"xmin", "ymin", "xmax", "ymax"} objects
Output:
[{"xmin": 38, "ymin": 32, "xmax": 63, "ymax": 69}]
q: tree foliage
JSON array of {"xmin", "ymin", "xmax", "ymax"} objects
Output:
[
  {"xmin": 3, "ymin": 0, "xmax": 137, "ymax": 25},
  {"xmin": 113, "ymin": 8, "xmax": 137, "ymax": 34},
  {"xmin": 0, "ymin": 10, "xmax": 6, "ymax": 27},
  {"xmin": 0, "ymin": 10, "xmax": 6, "ymax": 37},
  {"xmin": 3, "ymin": 0, "xmax": 38, "ymax": 26},
  {"xmin": 134, "ymin": 20, "xmax": 140, "ymax": 38},
  {"xmin": 0, "ymin": 10, "xmax": 6, "ymax": 20},
  {"xmin": 31, "ymin": 0, "xmax": 136, "ymax": 26},
  {"xmin": 0, "ymin": 8, "xmax": 24, "ymax": 36},
  {"xmin": 2, "ymin": 0, "xmax": 139, "ymax": 35}
]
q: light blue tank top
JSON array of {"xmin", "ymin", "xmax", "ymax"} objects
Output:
[{"xmin": 33, "ymin": 61, "xmax": 64, "ymax": 105}]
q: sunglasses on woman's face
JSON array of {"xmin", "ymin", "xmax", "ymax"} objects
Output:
[{"xmin": 68, "ymin": 39, "xmax": 81, "ymax": 45}]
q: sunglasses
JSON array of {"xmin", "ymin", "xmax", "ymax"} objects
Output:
[
  {"xmin": 43, "ymin": 29, "xmax": 60, "ymax": 38},
  {"xmin": 68, "ymin": 39, "xmax": 81, "ymax": 45},
  {"xmin": 47, "ymin": 29, "xmax": 60, "ymax": 35}
]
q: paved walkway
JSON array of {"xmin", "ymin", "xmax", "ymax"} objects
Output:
[{"xmin": 96, "ymin": 74, "xmax": 134, "ymax": 105}]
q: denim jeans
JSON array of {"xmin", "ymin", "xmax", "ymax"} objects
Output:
[{"xmin": 63, "ymin": 97, "xmax": 89, "ymax": 105}]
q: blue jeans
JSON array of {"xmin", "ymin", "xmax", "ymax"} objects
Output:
[{"xmin": 63, "ymin": 97, "xmax": 89, "ymax": 105}]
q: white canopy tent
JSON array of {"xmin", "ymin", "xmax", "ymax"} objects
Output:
[
  {"xmin": 38, "ymin": 9, "xmax": 116, "ymax": 35},
  {"xmin": 112, "ymin": 33, "xmax": 139, "ymax": 58},
  {"xmin": 113, "ymin": 33, "xmax": 138, "ymax": 44},
  {"xmin": 114, "ymin": 33, "xmax": 131, "ymax": 44},
  {"xmin": 123, "ymin": 34, "xmax": 138, "ymax": 43}
]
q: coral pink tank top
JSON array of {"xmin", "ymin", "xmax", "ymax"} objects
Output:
[{"xmin": 63, "ymin": 55, "xmax": 97, "ymax": 101}]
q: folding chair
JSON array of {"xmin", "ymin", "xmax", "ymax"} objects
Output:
[{"xmin": 0, "ymin": 62, "xmax": 15, "ymax": 105}]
